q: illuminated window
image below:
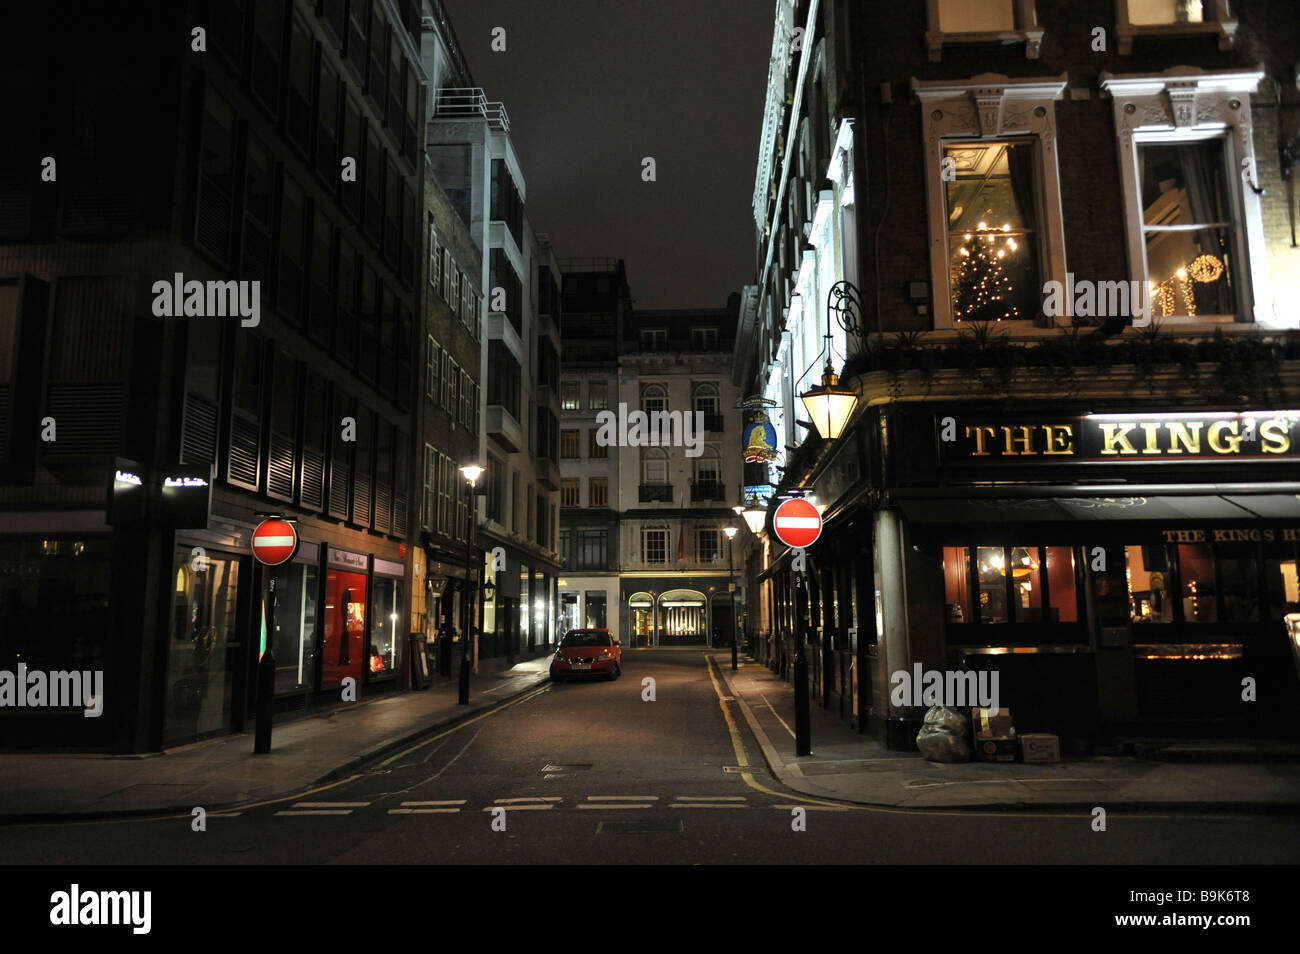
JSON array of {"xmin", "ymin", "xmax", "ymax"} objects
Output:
[
  {"xmin": 1177, "ymin": 542, "xmax": 1217, "ymax": 623},
  {"xmin": 1126, "ymin": 545, "xmax": 1173, "ymax": 623},
  {"xmin": 560, "ymin": 479, "xmax": 580, "ymax": 507},
  {"xmin": 589, "ymin": 380, "xmax": 608, "ymax": 410},
  {"xmin": 561, "ymin": 380, "xmax": 580, "ymax": 410}
]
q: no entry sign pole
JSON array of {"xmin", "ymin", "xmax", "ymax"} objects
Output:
[
  {"xmin": 252, "ymin": 518, "xmax": 298, "ymax": 753},
  {"xmin": 772, "ymin": 498, "xmax": 818, "ymax": 757}
]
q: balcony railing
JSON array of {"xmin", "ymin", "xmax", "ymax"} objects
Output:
[
  {"xmin": 639, "ymin": 484, "xmax": 673, "ymax": 503},
  {"xmin": 433, "ymin": 88, "xmax": 510, "ymax": 132},
  {"xmin": 690, "ymin": 482, "xmax": 725, "ymax": 502}
]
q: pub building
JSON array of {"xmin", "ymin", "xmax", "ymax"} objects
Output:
[{"xmin": 764, "ymin": 389, "xmax": 1300, "ymax": 752}]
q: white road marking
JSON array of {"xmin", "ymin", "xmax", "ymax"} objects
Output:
[
  {"xmin": 292, "ymin": 801, "xmax": 370, "ymax": 808},
  {"xmin": 482, "ymin": 804, "xmax": 553, "ymax": 811},
  {"xmin": 400, "ymin": 800, "xmax": 466, "ymax": 806},
  {"xmin": 389, "ymin": 808, "xmax": 460, "ymax": 814},
  {"xmin": 585, "ymin": 795, "xmax": 660, "ymax": 801},
  {"xmin": 275, "ymin": 810, "xmax": 353, "ymax": 816},
  {"xmin": 674, "ymin": 796, "xmax": 747, "ymax": 801},
  {"xmin": 669, "ymin": 803, "xmax": 748, "ymax": 809},
  {"xmin": 493, "ymin": 796, "xmax": 562, "ymax": 804},
  {"xmin": 773, "ymin": 804, "xmax": 851, "ymax": 812}
]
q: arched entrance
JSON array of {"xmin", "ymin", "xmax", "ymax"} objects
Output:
[
  {"xmin": 658, "ymin": 589, "xmax": 708, "ymax": 645},
  {"xmin": 628, "ymin": 592, "xmax": 655, "ymax": 648}
]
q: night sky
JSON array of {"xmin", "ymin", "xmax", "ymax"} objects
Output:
[{"xmin": 441, "ymin": 0, "xmax": 773, "ymax": 310}]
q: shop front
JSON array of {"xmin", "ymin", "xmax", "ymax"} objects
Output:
[{"xmin": 875, "ymin": 404, "xmax": 1300, "ymax": 747}]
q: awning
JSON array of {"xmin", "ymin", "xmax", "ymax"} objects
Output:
[{"xmin": 897, "ymin": 493, "xmax": 1300, "ymax": 525}]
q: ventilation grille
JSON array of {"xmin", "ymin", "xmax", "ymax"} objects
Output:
[
  {"xmin": 43, "ymin": 384, "xmax": 124, "ymax": 457},
  {"xmin": 328, "ymin": 451, "xmax": 349, "ymax": 519},
  {"xmin": 373, "ymin": 481, "xmax": 391, "ymax": 533},
  {"xmin": 352, "ymin": 472, "xmax": 371, "ymax": 527}
]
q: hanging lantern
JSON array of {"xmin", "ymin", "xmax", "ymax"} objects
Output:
[{"xmin": 799, "ymin": 362, "xmax": 859, "ymax": 440}]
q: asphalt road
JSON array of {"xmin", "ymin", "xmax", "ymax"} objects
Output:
[{"xmin": 3, "ymin": 650, "xmax": 1298, "ymax": 865}]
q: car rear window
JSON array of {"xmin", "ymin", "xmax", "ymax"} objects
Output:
[{"xmin": 560, "ymin": 631, "xmax": 610, "ymax": 647}]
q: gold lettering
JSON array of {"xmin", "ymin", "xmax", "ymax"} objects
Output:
[
  {"xmin": 1100, "ymin": 423, "xmax": 1138, "ymax": 455},
  {"xmin": 1139, "ymin": 422, "xmax": 1162, "ymax": 455},
  {"xmin": 1161, "ymin": 530, "xmax": 1179, "ymax": 542},
  {"xmin": 1207, "ymin": 420, "xmax": 1243, "ymax": 454},
  {"xmin": 1001, "ymin": 425, "xmax": 1034, "ymax": 456},
  {"xmin": 965, "ymin": 425, "xmax": 998, "ymax": 456},
  {"xmin": 1166, "ymin": 421, "xmax": 1202, "ymax": 454},
  {"xmin": 1282, "ymin": 528, "xmax": 1300, "ymax": 542},
  {"xmin": 1260, "ymin": 418, "xmax": 1291, "ymax": 454},
  {"xmin": 1263, "ymin": 528, "xmax": 1275, "ymax": 542},
  {"xmin": 1042, "ymin": 424, "xmax": 1074, "ymax": 455},
  {"xmin": 1213, "ymin": 529, "xmax": 1230, "ymax": 542}
]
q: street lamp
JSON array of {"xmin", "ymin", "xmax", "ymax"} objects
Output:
[
  {"xmin": 723, "ymin": 525, "xmax": 739, "ymax": 670},
  {"xmin": 457, "ymin": 464, "xmax": 484, "ymax": 704},
  {"xmin": 740, "ymin": 498, "xmax": 767, "ymax": 535},
  {"xmin": 798, "ymin": 280, "xmax": 864, "ymax": 441}
]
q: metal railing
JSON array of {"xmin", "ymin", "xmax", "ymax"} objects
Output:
[{"xmin": 433, "ymin": 88, "xmax": 510, "ymax": 132}]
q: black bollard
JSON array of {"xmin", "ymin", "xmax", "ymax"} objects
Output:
[
  {"xmin": 794, "ymin": 582, "xmax": 811, "ymax": 756},
  {"xmin": 458, "ymin": 640, "xmax": 471, "ymax": 704},
  {"xmin": 731, "ymin": 638, "xmax": 738, "ymax": 672}
]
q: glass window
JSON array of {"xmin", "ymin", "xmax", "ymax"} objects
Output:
[
  {"xmin": 976, "ymin": 546, "xmax": 1009, "ymax": 623},
  {"xmin": 945, "ymin": 141, "xmax": 1040, "ymax": 323},
  {"xmin": 268, "ymin": 562, "xmax": 318, "ymax": 694},
  {"xmin": 244, "ymin": 138, "xmax": 273, "ymax": 225},
  {"xmin": 584, "ymin": 591, "xmax": 608, "ymax": 629},
  {"xmin": 641, "ymin": 449, "xmax": 667, "ymax": 484},
  {"xmin": 1177, "ymin": 542, "xmax": 1217, "ymax": 623},
  {"xmin": 577, "ymin": 530, "xmax": 607, "ymax": 569},
  {"xmin": 589, "ymin": 477, "xmax": 608, "ymax": 508},
  {"xmin": 691, "ymin": 328, "xmax": 718, "ymax": 350},
  {"xmin": 560, "ymin": 429, "xmax": 580, "ymax": 458},
  {"xmin": 1139, "ymin": 139, "xmax": 1236, "ymax": 318},
  {"xmin": 696, "ymin": 529, "xmax": 720, "ymax": 563},
  {"xmin": 370, "ymin": 576, "xmax": 404, "ymax": 679},
  {"xmin": 588, "ymin": 429, "xmax": 607, "ymax": 459},
  {"xmin": 1044, "ymin": 546, "xmax": 1078, "ymax": 623},
  {"xmin": 561, "ymin": 479, "xmax": 580, "ymax": 507},
  {"xmin": 428, "ymin": 222, "xmax": 440, "ymax": 288},
  {"xmin": 322, "ymin": 569, "xmax": 366, "ymax": 688},
  {"xmin": 1217, "ymin": 542, "xmax": 1261, "ymax": 622},
  {"xmin": 589, "ymin": 380, "xmax": 608, "ymax": 410},
  {"xmin": 1009, "ymin": 546, "xmax": 1044, "ymax": 621},
  {"xmin": 641, "ymin": 329, "xmax": 667, "ymax": 351},
  {"xmin": 641, "ymin": 383, "xmax": 668, "ymax": 414},
  {"xmin": 561, "ymin": 380, "xmax": 580, "ymax": 410},
  {"xmin": 280, "ymin": 174, "xmax": 305, "ymax": 266},
  {"xmin": 693, "ymin": 382, "xmax": 721, "ymax": 415},
  {"xmin": 164, "ymin": 548, "xmax": 240, "ymax": 745},
  {"xmin": 642, "ymin": 529, "xmax": 668, "ymax": 564},
  {"xmin": 937, "ymin": 0, "xmax": 1016, "ymax": 30},
  {"xmin": 1129, "ymin": 0, "xmax": 1207, "ymax": 25},
  {"xmin": 943, "ymin": 546, "xmax": 973, "ymax": 624},
  {"xmin": 1264, "ymin": 542, "xmax": 1300, "ymax": 618}
]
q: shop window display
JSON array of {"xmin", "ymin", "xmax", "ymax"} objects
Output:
[
  {"xmin": 942, "ymin": 544, "xmax": 1083, "ymax": 637},
  {"xmin": 268, "ymin": 562, "xmax": 318, "ymax": 694},
  {"xmin": 322, "ymin": 569, "xmax": 366, "ymax": 687},
  {"xmin": 370, "ymin": 576, "xmax": 404, "ymax": 679},
  {"xmin": 164, "ymin": 548, "xmax": 240, "ymax": 746}
]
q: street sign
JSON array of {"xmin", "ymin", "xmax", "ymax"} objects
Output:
[
  {"xmin": 772, "ymin": 497, "xmax": 822, "ymax": 549},
  {"xmin": 252, "ymin": 518, "xmax": 299, "ymax": 566}
]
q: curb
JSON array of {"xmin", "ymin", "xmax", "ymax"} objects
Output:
[
  {"xmin": 0, "ymin": 671, "xmax": 553, "ymax": 826},
  {"xmin": 713, "ymin": 657, "xmax": 1300, "ymax": 815}
]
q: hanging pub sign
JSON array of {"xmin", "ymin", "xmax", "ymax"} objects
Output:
[
  {"xmin": 739, "ymin": 395, "xmax": 779, "ymax": 463},
  {"xmin": 938, "ymin": 411, "xmax": 1300, "ymax": 466}
]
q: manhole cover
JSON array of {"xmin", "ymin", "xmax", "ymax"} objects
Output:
[{"xmin": 597, "ymin": 819, "xmax": 684, "ymax": 834}]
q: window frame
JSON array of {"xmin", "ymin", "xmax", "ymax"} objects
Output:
[
  {"xmin": 1100, "ymin": 68, "xmax": 1271, "ymax": 328},
  {"xmin": 560, "ymin": 428, "xmax": 580, "ymax": 459},
  {"xmin": 642, "ymin": 527, "xmax": 669, "ymax": 565},
  {"xmin": 924, "ymin": 0, "xmax": 1044, "ymax": 62},
  {"xmin": 1115, "ymin": 0, "xmax": 1238, "ymax": 55},
  {"xmin": 912, "ymin": 74, "xmax": 1069, "ymax": 330}
]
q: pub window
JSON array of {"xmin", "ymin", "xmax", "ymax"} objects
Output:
[
  {"xmin": 1126, "ymin": 545, "xmax": 1174, "ymax": 623},
  {"xmin": 1264, "ymin": 541, "xmax": 1300, "ymax": 618},
  {"xmin": 1176, "ymin": 542, "xmax": 1217, "ymax": 623},
  {"xmin": 943, "ymin": 545, "xmax": 1080, "ymax": 628},
  {"xmin": 945, "ymin": 141, "xmax": 1040, "ymax": 323},
  {"xmin": 1138, "ymin": 138, "xmax": 1237, "ymax": 320},
  {"xmin": 1217, "ymin": 542, "xmax": 1262, "ymax": 623}
]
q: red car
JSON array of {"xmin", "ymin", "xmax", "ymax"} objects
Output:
[{"xmin": 550, "ymin": 628, "xmax": 622, "ymax": 681}]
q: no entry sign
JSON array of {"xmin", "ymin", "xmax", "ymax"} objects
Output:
[
  {"xmin": 772, "ymin": 498, "xmax": 822, "ymax": 549},
  {"xmin": 252, "ymin": 518, "xmax": 299, "ymax": 566}
]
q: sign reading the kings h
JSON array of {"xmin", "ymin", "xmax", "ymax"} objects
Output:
[{"xmin": 937, "ymin": 411, "xmax": 1300, "ymax": 465}]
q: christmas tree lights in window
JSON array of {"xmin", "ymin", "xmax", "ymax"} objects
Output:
[{"xmin": 952, "ymin": 221, "xmax": 1020, "ymax": 322}]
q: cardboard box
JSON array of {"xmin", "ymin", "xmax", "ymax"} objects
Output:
[
  {"xmin": 971, "ymin": 707, "xmax": 1014, "ymax": 739},
  {"xmin": 1020, "ymin": 733, "xmax": 1061, "ymax": 763},
  {"xmin": 976, "ymin": 737, "xmax": 1017, "ymax": 762}
]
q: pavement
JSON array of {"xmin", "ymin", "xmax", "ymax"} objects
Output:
[
  {"xmin": 0, "ymin": 652, "xmax": 554, "ymax": 823},
  {"xmin": 714, "ymin": 651, "xmax": 1300, "ymax": 812},
  {"xmin": 4, "ymin": 644, "xmax": 1299, "ymax": 824}
]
